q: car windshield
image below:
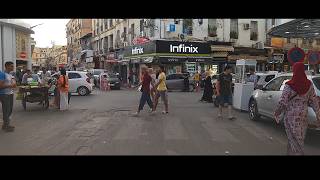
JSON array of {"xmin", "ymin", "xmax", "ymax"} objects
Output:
[{"xmin": 312, "ymin": 77, "xmax": 320, "ymax": 91}]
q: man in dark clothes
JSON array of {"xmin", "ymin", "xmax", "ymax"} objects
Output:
[
  {"xmin": 183, "ymin": 73, "xmax": 190, "ymax": 92},
  {"xmin": 216, "ymin": 65, "xmax": 235, "ymax": 120}
]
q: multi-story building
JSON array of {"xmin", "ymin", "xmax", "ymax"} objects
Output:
[
  {"xmin": 0, "ymin": 19, "xmax": 34, "ymax": 71},
  {"xmin": 66, "ymin": 19, "xmax": 92, "ymax": 69}
]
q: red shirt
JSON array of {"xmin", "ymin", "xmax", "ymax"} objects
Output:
[{"xmin": 142, "ymin": 73, "xmax": 152, "ymax": 93}]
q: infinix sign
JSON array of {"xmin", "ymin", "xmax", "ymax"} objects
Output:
[
  {"xmin": 170, "ymin": 44, "xmax": 199, "ymax": 53},
  {"xmin": 132, "ymin": 47, "xmax": 144, "ymax": 55}
]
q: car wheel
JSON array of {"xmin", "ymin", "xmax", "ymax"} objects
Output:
[
  {"xmin": 249, "ymin": 99, "xmax": 260, "ymax": 121},
  {"xmin": 78, "ymin": 86, "xmax": 89, "ymax": 96}
]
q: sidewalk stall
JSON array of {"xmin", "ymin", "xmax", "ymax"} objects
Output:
[
  {"xmin": 17, "ymin": 79, "xmax": 49, "ymax": 110},
  {"xmin": 233, "ymin": 59, "xmax": 257, "ymax": 111}
]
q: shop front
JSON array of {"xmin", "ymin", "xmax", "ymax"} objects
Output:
[{"xmin": 123, "ymin": 40, "xmax": 211, "ymax": 82}]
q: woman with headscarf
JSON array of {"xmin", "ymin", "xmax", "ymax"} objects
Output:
[
  {"xmin": 57, "ymin": 69, "xmax": 69, "ymax": 111},
  {"xmin": 200, "ymin": 71, "xmax": 213, "ymax": 103},
  {"xmin": 274, "ymin": 62, "xmax": 320, "ymax": 155}
]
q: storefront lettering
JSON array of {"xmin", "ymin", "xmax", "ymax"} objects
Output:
[
  {"xmin": 168, "ymin": 59, "xmax": 179, "ymax": 62},
  {"xmin": 170, "ymin": 44, "xmax": 199, "ymax": 53},
  {"xmin": 132, "ymin": 47, "xmax": 144, "ymax": 55}
]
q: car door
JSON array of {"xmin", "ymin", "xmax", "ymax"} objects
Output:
[
  {"xmin": 68, "ymin": 73, "xmax": 81, "ymax": 93},
  {"xmin": 166, "ymin": 74, "xmax": 175, "ymax": 90},
  {"xmin": 260, "ymin": 76, "xmax": 286, "ymax": 117},
  {"xmin": 175, "ymin": 74, "xmax": 185, "ymax": 90}
]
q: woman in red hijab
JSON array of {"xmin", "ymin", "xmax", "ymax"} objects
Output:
[{"xmin": 274, "ymin": 62, "xmax": 320, "ymax": 155}]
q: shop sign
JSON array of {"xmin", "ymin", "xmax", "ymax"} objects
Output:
[
  {"xmin": 158, "ymin": 57, "xmax": 187, "ymax": 63},
  {"xmin": 132, "ymin": 47, "xmax": 144, "ymax": 55},
  {"xmin": 156, "ymin": 40, "xmax": 210, "ymax": 54},
  {"xmin": 271, "ymin": 37, "xmax": 284, "ymax": 48},
  {"xmin": 187, "ymin": 58, "xmax": 212, "ymax": 63}
]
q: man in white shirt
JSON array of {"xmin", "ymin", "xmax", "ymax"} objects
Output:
[{"xmin": 0, "ymin": 62, "xmax": 17, "ymax": 132}]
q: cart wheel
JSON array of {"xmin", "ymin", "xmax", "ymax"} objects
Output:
[{"xmin": 22, "ymin": 98, "xmax": 26, "ymax": 111}]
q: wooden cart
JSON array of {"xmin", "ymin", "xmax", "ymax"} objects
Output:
[{"xmin": 18, "ymin": 86, "xmax": 49, "ymax": 110}]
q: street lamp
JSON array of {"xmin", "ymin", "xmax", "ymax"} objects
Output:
[{"xmin": 30, "ymin": 23, "xmax": 44, "ymax": 29}]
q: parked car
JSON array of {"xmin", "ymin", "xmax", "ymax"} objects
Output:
[
  {"xmin": 53, "ymin": 71, "xmax": 93, "ymax": 96},
  {"xmin": 248, "ymin": 71, "xmax": 278, "ymax": 89},
  {"xmin": 100, "ymin": 72, "xmax": 121, "ymax": 90},
  {"xmin": 89, "ymin": 69, "xmax": 107, "ymax": 87},
  {"xmin": 248, "ymin": 73, "xmax": 320, "ymax": 129},
  {"xmin": 166, "ymin": 73, "xmax": 194, "ymax": 92}
]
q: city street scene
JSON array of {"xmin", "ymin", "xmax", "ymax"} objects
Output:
[{"xmin": 0, "ymin": 19, "xmax": 320, "ymax": 155}]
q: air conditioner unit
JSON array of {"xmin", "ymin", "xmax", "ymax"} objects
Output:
[
  {"xmin": 243, "ymin": 23, "xmax": 250, "ymax": 30},
  {"xmin": 256, "ymin": 42, "xmax": 264, "ymax": 49}
]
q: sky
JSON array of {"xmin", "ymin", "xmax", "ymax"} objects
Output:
[{"xmin": 20, "ymin": 19, "xmax": 70, "ymax": 48}]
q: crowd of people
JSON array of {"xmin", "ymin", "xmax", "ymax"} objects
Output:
[{"xmin": 0, "ymin": 63, "xmax": 70, "ymax": 132}]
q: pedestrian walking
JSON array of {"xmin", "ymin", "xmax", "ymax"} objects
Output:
[
  {"xmin": 128, "ymin": 70, "xmax": 134, "ymax": 88},
  {"xmin": 133, "ymin": 66, "xmax": 155, "ymax": 116},
  {"xmin": 274, "ymin": 62, "xmax": 320, "ymax": 155},
  {"xmin": 0, "ymin": 61, "xmax": 17, "ymax": 132},
  {"xmin": 154, "ymin": 66, "xmax": 169, "ymax": 114},
  {"xmin": 194, "ymin": 72, "xmax": 201, "ymax": 92},
  {"xmin": 200, "ymin": 71, "xmax": 213, "ymax": 103},
  {"xmin": 149, "ymin": 68, "xmax": 156, "ymax": 103},
  {"xmin": 49, "ymin": 73, "xmax": 59, "ymax": 108},
  {"xmin": 57, "ymin": 68, "xmax": 69, "ymax": 111},
  {"xmin": 183, "ymin": 72, "xmax": 190, "ymax": 92},
  {"xmin": 40, "ymin": 67, "xmax": 51, "ymax": 85},
  {"xmin": 216, "ymin": 65, "xmax": 235, "ymax": 120}
]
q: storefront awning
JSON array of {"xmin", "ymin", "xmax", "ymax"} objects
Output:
[
  {"xmin": 211, "ymin": 45, "xmax": 234, "ymax": 52},
  {"xmin": 268, "ymin": 19, "xmax": 320, "ymax": 38},
  {"xmin": 228, "ymin": 55, "xmax": 268, "ymax": 61}
]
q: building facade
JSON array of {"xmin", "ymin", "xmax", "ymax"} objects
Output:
[
  {"xmin": 0, "ymin": 19, "xmax": 34, "ymax": 71},
  {"xmin": 66, "ymin": 19, "xmax": 92, "ymax": 69}
]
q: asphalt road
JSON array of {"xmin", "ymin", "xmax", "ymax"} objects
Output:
[{"xmin": 1, "ymin": 88, "xmax": 320, "ymax": 155}]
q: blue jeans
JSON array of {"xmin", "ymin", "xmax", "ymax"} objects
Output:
[{"xmin": 139, "ymin": 91, "xmax": 153, "ymax": 111}]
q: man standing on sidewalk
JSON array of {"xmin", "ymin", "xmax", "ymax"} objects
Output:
[
  {"xmin": 216, "ymin": 65, "xmax": 235, "ymax": 120},
  {"xmin": 0, "ymin": 61, "xmax": 17, "ymax": 132},
  {"xmin": 154, "ymin": 66, "xmax": 169, "ymax": 114}
]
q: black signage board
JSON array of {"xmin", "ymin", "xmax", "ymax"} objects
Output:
[
  {"xmin": 156, "ymin": 40, "xmax": 211, "ymax": 55},
  {"xmin": 123, "ymin": 41, "xmax": 156, "ymax": 57}
]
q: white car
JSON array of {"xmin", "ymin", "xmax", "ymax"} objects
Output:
[
  {"xmin": 67, "ymin": 71, "xmax": 93, "ymax": 96},
  {"xmin": 254, "ymin": 71, "xmax": 279, "ymax": 89}
]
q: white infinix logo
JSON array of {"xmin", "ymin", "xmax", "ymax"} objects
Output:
[
  {"xmin": 132, "ymin": 47, "xmax": 144, "ymax": 55},
  {"xmin": 170, "ymin": 44, "xmax": 199, "ymax": 53}
]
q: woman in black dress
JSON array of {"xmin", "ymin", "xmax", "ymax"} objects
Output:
[{"xmin": 200, "ymin": 71, "xmax": 213, "ymax": 103}]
